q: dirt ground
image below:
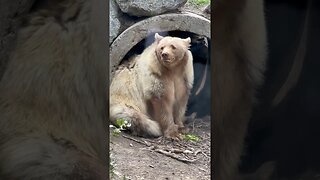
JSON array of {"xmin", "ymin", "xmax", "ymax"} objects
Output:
[{"xmin": 110, "ymin": 115, "xmax": 211, "ymax": 180}]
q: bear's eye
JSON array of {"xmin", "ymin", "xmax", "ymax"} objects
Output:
[
  {"xmin": 171, "ymin": 45, "xmax": 176, "ymax": 49},
  {"xmin": 160, "ymin": 47, "xmax": 164, "ymax": 50}
]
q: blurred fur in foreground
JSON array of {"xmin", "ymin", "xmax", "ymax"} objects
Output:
[{"xmin": 0, "ymin": 0, "xmax": 108, "ymax": 179}]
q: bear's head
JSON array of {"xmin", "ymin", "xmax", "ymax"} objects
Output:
[{"xmin": 154, "ymin": 33, "xmax": 191, "ymax": 68}]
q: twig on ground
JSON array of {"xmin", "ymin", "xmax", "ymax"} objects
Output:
[
  {"xmin": 122, "ymin": 134, "xmax": 151, "ymax": 146},
  {"xmin": 198, "ymin": 167, "xmax": 208, "ymax": 172},
  {"xmin": 140, "ymin": 137, "xmax": 161, "ymax": 144},
  {"xmin": 168, "ymin": 148, "xmax": 194, "ymax": 154},
  {"xmin": 154, "ymin": 149, "xmax": 198, "ymax": 163},
  {"xmin": 122, "ymin": 134, "xmax": 203, "ymax": 163},
  {"xmin": 201, "ymin": 151, "xmax": 209, "ymax": 158}
]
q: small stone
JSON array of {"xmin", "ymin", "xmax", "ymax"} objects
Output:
[{"xmin": 115, "ymin": 0, "xmax": 188, "ymax": 17}]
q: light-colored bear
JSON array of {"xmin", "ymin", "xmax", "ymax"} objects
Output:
[{"xmin": 110, "ymin": 33, "xmax": 194, "ymax": 140}]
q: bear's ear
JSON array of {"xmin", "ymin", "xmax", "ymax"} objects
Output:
[
  {"xmin": 183, "ymin": 37, "xmax": 191, "ymax": 47},
  {"xmin": 155, "ymin": 33, "xmax": 163, "ymax": 43}
]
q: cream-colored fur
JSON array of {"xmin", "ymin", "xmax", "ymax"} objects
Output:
[
  {"xmin": 213, "ymin": 0, "xmax": 268, "ymax": 179},
  {"xmin": 110, "ymin": 33, "xmax": 194, "ymax": 139},
  {"xmin": 0, "ymin": 0, "xmax": 108, "ymax": 179}
]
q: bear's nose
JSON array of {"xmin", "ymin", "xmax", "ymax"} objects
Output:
[{"xmin": 162, "ymin": 52, "xmax": 169, "ymax": 58}]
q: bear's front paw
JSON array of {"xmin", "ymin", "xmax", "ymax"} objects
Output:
[{"xmin": 163, "ymin": 125, "xmax": 183, "ymax": 141}]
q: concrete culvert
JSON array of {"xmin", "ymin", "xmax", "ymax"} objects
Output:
[
  {"xmin": 109, "ymin": 12, "xmax": 211, "ymax": 118},
  {"xmin": 109, "ymin": 12, "xmax": 210, "ymax": 76}
]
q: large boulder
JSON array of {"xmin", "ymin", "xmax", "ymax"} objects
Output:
[
  {"xmin": 115, "ymin": 0, "xmax": 187, "ymax": 17},
  {"xmin": 109, "ymin": 0, "xmax": 121, "ymax": 44}
]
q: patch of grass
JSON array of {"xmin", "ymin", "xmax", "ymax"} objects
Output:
[
  {"xmin": 183, "ymin": 133, "xmax": 200, "ymax": 142},
  {"xmin": 115, "ymin": 118, "xmax": 131, "ymax": 129},
  {"xmin": 110, "ymin": 118, "xmax": 131, "ymax": 136},
  {"xmin": 111, "ymin": 128, "xmax": 121, "ymax": 136},
  {"xmin": 188, "ymin": 0, "xmax": 210, "ymax": 6}
]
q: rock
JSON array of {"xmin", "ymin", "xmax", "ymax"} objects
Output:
[
  {"xmin": 204, "ymin": 4, "xmax": 211, "ymax": 14},
  {"xmin": 109, "ymin": 0, "xmax": 121, "ymax": 44},
  {"xmin": 115, "ymin": 0, "xmax": 188, "ymax": 17}
]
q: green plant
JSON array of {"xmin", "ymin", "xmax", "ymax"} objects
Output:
[
  {"xmin": 183, "ymin": 133, "xmax": 200, "ymax": 142},
  {"xmin": 111, "ymin": 128, "xmax": 121, "ymax": 136},
  {"xmin": 115, "ymin": 118, "xmax": 131, "ymax": 129},
  {"xmin": 188, "ymin": 0, "xmax": 210, "ymax": 6},
  {"xmin": 110, "ymin": 118, "xmax": 131, "ymax": 136}
]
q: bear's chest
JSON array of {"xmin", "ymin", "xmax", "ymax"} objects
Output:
[{"xmin": 163, "ymin": 75, "xmax": 187, "ymax": 102}]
